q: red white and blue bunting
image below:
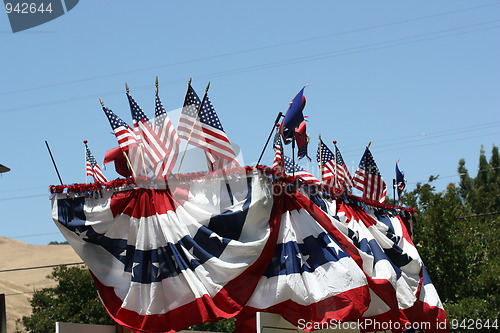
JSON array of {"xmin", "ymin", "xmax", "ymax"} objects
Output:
[{"xmin": 51, "ymin": 167, "xmax": 447, "ymax": 333}]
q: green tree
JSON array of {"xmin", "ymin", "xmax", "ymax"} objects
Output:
[
  {"xmin": 401, "ymin": 145, "xmax": 499, "ymax": 332},
  {"xmin": 16, "ymin": 265, "xmax": 114, "ymax": 333},
  {"xmin": 18, "ymin": 264, "xmax": 235, "ymax": 332},
  {"xmin": 188, "ymin": 318, "xmax": 235, "ymax": 332}
]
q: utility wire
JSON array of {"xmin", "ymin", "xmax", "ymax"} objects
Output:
[
  {"xmin": 1, "ymin": 20, "xmax": 499, "ymax": 114},
  {"xmin": 1, "ymin": 1, "xmax": 498, "ymax": 97},
  {"xmin": 457, "ymin": 211, "xmax": 500, "ymax": 219},
  {"xmin": 4, "ymin": 232, "xmax": 61, "ymax": 239},
  {"xmin": 0, "ymin": 262, "xmax": 85, "ymax": 273},
  {"xmin": 340, "ymin": 122, "xmax": 500, "ymax": 150}
]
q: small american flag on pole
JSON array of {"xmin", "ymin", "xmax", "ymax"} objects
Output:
[
  {"xmin": 102, "ymin": 104, "xmax": 137, "ymax": 149},
  {"xmin": 284, "ymin": 155, "xmax": 321, "ymax": 184},
  {"xmin": 352, "ymin": 146, "xmax": 387, "ymax": 202},
  {"xmin": 84, "ymin": 141, "xmax": 108, "ymax": 184},
  {"xmin": 272, "ymin": 130, "xmax": 284, "ymax": 170},
  {"xmin": 177, "ymin": 83, "xmax": 239, "ymax": 166},
  {"xmin": 154, "ymin": 91, "xmax": 180, "ymax": 176},
  {"xmin": 101, "ymin": 102, "xmax": 140, "ymax": 177},
  {"xmin": 127, "ymin": 91, "xmax": 171, "ymax": 176},
  {"xmin": 317, "ymin": 140, "xmax": 353, "ymax": 192}
]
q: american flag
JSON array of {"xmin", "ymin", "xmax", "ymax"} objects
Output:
[
  {"xmin": 102, "ymin": 105, "xmax": 137, "ymax": 149},
  {"xmin": 102, "ymin": 105, "xmax": 144, "ymax": 177},
  {"xmin": 154, "ymin": 92, "xmax": 180, "ymax": 176},
  {"xmin": 284, "ymin": 155, "xmax": 321, "ymax": 184},
  {"xmin": 352, "ymin": 147, "xmax": 387, "ymax": 202},
  {"xmin": 316, "ymin": 140, "xmax": 353, "ymax": 191},
  {"xmin": 177, "ymin": 84, "xmax": 239, "ymax": 166},
  {"xmin": 84, "ymin": 142, "xmax": 108, "ymax": 183},
  {"xmin": 102, "ymin": 104, "xmax": 143, "ymax": 177},
  {"xmin": 272, "ymin": 130, "xmax": 283, "ymax": 170},
  {"xmin": 128, "ymin": 92, "xmax": 171, "ymax": 176},
  {"xmin": 177, "ymin": 83, "xmax": 201, "ymax": 141}
]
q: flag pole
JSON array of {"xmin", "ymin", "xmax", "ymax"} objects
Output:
[
  {"xmin": 318, "ymin": 134, "xmax": 323, "ymax": 182},
  {"xmin": 126, "ymin": 83, "xmax": 148, "ymax": 177},
  {"xmin": 177, "ymin": 80, "xmax": 209, "ymax": 173},
  {"xmin": 83, "ymin": 140, "xmax": 89, "ymax": 184},
  {"xmin": 45, "ymin": 141, "xmax": 63, "ymax": 185},
  {"xmin": 292, "ymin": 136, "xmax": 296, "ymax": 177},
  {"xmin": 256, "ymin": 112, "xmax": 283, "ymax": 167},
  {"xmin": 393, "ymin": 179, "xmax": 397, "ymax": 205},
  {"xmin": 333, "ymin": 140, "xmax": 340, "ymax": 191}
]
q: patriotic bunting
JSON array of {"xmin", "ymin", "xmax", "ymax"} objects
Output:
[{"xmin": 51, "ymin": 169, "xmax": 448, "ymax": 333}]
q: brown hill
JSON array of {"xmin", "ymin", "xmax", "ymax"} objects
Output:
[{"xmin": 0, "ymin": 237, "xmax": 82, "ymax": 333}]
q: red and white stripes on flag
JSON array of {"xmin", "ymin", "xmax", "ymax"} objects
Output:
[
  {"xmin": 128, "ymin": 92, "xmax": 172, "ymax": 177},
  {"xmin": 84, "ymin": 142, "xmax": 108, "ymax": 183},
  {"xmin": 284, "ymin": 156, "xmax": 321, "ymax": 184},
  {"xmin": 177, "ymin": 84, "xmax": 239, "ymax": 167},
  {"xmin": 317, "ymin": 140, "xmax": 353, "ymax": 193},
  {"xmin": 352, "ymin": 147, "xmax": 387, "ymax": 202},
  {"xmin": 101, "ymin": 105, "xmax": 141, "ymax": 177},
  {"xmin": 154, "ymin": 92, "xmax": 180, "ymax": 176},
  {"xmin": 272, "ymin": 130, "xmax": 284, "ymax": 171}
]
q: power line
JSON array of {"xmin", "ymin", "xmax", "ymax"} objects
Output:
[
  {"xmin": 1, "ymin": 20, "xmax": 499, "ymax": 114},
  {"xmin": 3, "ymin": 291, "xmax": 34, "ymax": 297},
  {"xmin": 457, "ymin": 211, "xmax": 500, "ymax": 219},
  {"xmin": 0, "ymin": 262, "xmax": 84, "ymax": 273},
  {"xmin": 5, "ymin": 232, "xmax": 61, "ymax": 239},
  {"xmin": 340, "ymin": 122, "xmax": 500, "ymax": 150},
  {"xmin": 2, "ymin": 2, "xmax": 498, "ymax": 97},
  {"xmin": 0, "ymin": 193, "xmax": 47, "ymax": 201}
]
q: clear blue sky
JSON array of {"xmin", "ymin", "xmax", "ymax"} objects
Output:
[{"xmin": 1, "ymin": 1, "xmax": 499, "ymax": 245}]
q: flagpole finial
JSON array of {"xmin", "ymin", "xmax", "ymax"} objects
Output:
[
  {"xmin": 367, "ymin": 141, "xmax": 372, "ymax": 148},
  {"xmin": 188, "ymin": 77, "xmax": 192, "ymax": 85},
  {"xmin": 205, "ymin": 81, "xmax": 210, "ymax": 92},
  {"xmin": 83, "ymin": 140, "xmax": 88, "ymax": 145},
  {"xmin": 99, "ymin": 98, "xmax": 105, "ymax": 107},
  {"xmin": 125, "ymin": 83, "xmax": 130, "ymax": 94},
  {"xmin": 333, "ymin": 140, "xmax": 337, "ymax": 145},
  {"xmin": 155, "ymin": 76, "xmax": 159, "ymax": 94},
  {"xmin": 318, "ymin": 134, "xmax": 322, "ymax": 140}
]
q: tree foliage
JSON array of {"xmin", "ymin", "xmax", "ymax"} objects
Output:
[
  {"xmin": 401, "ymin": 145, "xmax": 499, "ymax": 332},
  {"xmin": 187, "ymin": 318, "xmax": 235, "ymax": 332},
  {"xmin": 16, "ymin": 265, "xmax": 114, "ymax": 333}
]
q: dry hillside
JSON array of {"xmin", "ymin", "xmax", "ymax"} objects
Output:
[{"xmin": 0, "ymin": 237, "xmax": 82, "ymax": 333}]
